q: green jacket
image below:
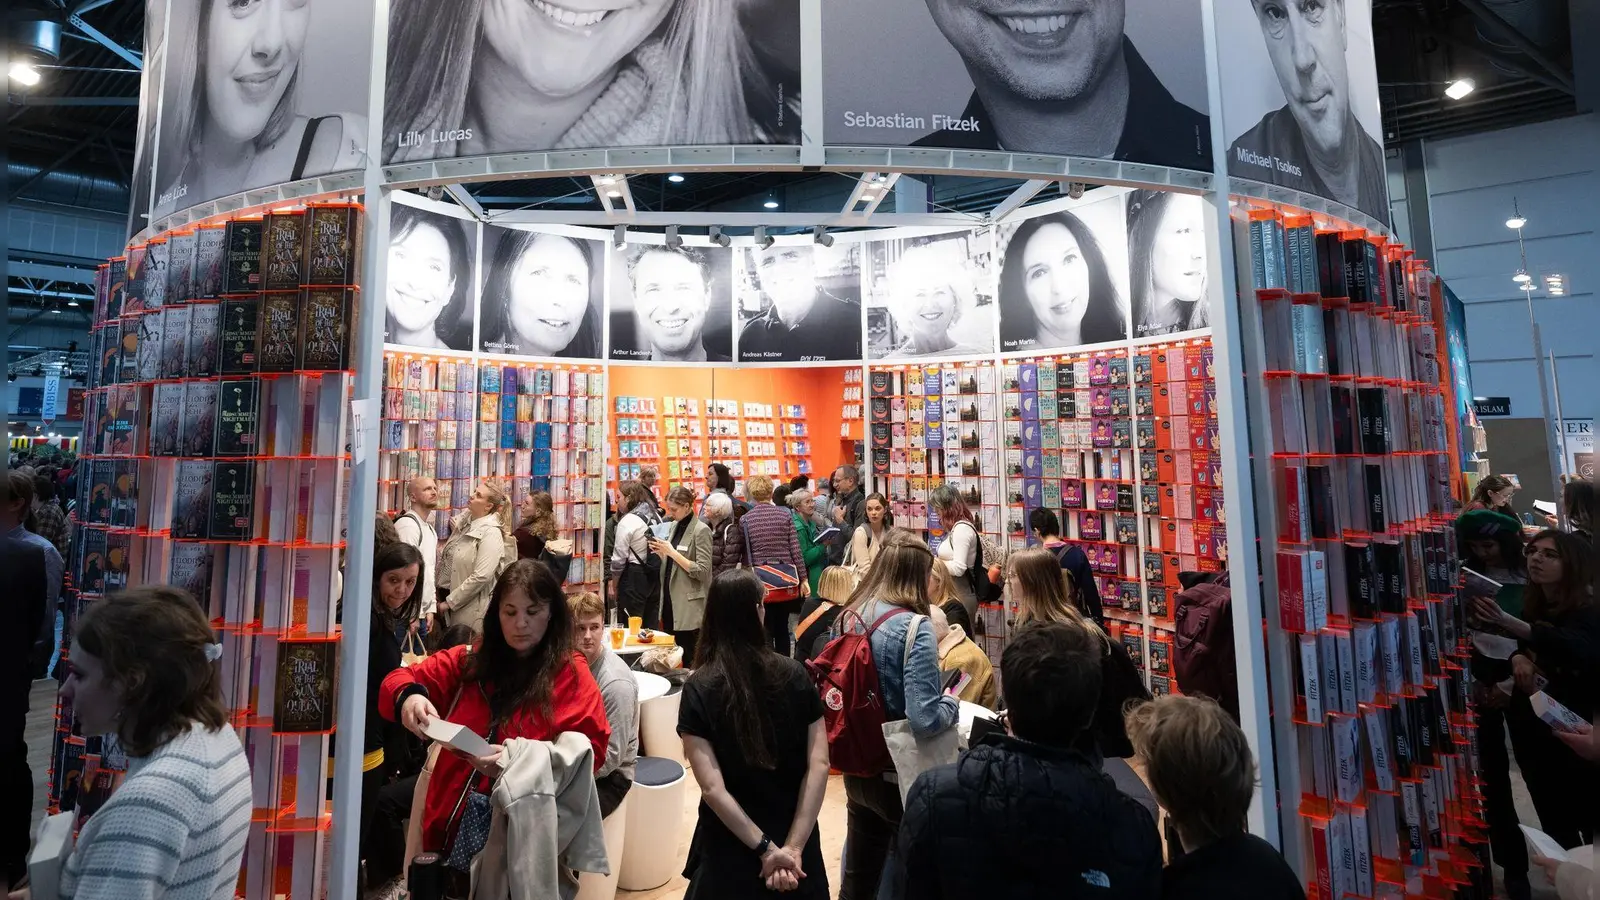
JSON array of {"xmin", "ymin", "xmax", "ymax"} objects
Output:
[{"xmin": 793, "ymin": 512, "xmax": 829, "ymax": 597}]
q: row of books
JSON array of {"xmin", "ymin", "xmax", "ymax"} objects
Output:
[
  {"xmin": 94, "ymin": 204, "xmax": 362, "ymax": 324},
  {"xmin": 1248, "ymin": 214, "xmax": 1421, "ymax": 315}
]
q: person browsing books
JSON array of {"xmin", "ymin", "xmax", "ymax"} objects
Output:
[
  {"xmin": 437, "ymin": 480, "xmax": 512, "ymax": 634},
  {"xmin": 49, "ymin": 587, "xmax": 252, "ymax": 900},
  {"xmin": 1030, "ymin": 507, "xmax": 1105, "ymax": 625},
  {"xmin": 610, "ymin": 480, "xmax": 663, "ymax": 629},
  {"xmin": 928, "ymin": 604, "xmax": 996, "ymax": 710},
  {"xmin": 786, "ymin": 489, "xmax": 833, "ymax": 600},
  {"xmin": 676, "ymin": 570, "xmax": 832, "ymax": 899},
  {"xmin": 1126, "ymin": 695, "xmax": 1305, "ymax": 900},
  {"xmin": 382, "ymin": 561, "xmax": 609, "ymax": 881},
  {"xmin": 394, "ymin": 476, "xmax": 441, "ymax": 629},
  {"xmin": 880, "ymin": 621, "xmax": 1163, "ymax": 900},
  {"xmin": 1466, "ymin": 474, "xmax": 1518, "ymax": 518},
  {"xmin": 1469, "ymin": 529, "xmax": 1600, "ymax": 853},
  {"xmin": 651, "ymin": 486, "xmax": 714, "ymax": 663}
]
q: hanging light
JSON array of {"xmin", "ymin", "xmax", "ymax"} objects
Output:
[
  {"xmin": 1513, "ymin": 270, "xmax": 1531, "ymax": 284},
  {"xmin": 1444, "ymin": 78, "xmax": 1475, "ymax": 100},
  {"xmin": 8, "ymin": 62, "xmax": 41, "ymax": 87},
  {"xmin": 762, "ymin": 193, "xmax": 780, "ymax": 210}
]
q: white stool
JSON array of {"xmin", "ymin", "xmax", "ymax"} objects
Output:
[
  {"xmin": 575, "ymin": 791, "xmax": 630, "ymax": 900},
  {"xmin": 619, "ymin": 757, "xmax": 687, "ymax": 892},
  {"xmin": 638, "ymin": 683, "xmax": 685, "ymax": 766}
]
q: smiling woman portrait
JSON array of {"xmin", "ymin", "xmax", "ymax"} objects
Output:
[
  {"xmin": 479, "ymin": 227, "xmax": 604, "ymax": 359},
  {"xmin": 154, "ymin": 0, "xmax": 370, "ymax": 216},
  {"xmin": 382, "ymin": 0, "xmax": 802, "ymax": 162},
  {"xmin": 998, "ymin": 207, "xmax": 1128, "ymax": 352},
  {"xmin": 873, "ymin": 234, "xmax": 994, "ymax": 360},
  {"xmin": 385, "ymin": 204, "xmax": 477, "ymax": 350}
]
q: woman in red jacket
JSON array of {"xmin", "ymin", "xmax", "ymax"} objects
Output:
[{"xmin": 381, "ymin": 558, "xmax": 611, "ymax": 865}]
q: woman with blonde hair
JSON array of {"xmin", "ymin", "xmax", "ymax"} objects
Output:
[
  {"xmin": 438, "ymin": 480, "xmax": 512, "ymax": 633},
  {"xmin": 382, "ymin": 0, "xmax": 798, "ymax": 163},
  {"xmin": 740, "ymin": 474, "xmax": 808, "ymax": 656},
  {"xmin": 154, "ymin": 0, "xmax": 367, "ymax": 215},
  {"xmin": 837, "ymin": 539, "xmax": 957, "ymax": 898},
  {"xmin": 796, "ymin": 566, "xmax": 858, "ymax": 662},
  {"xmin": 881, "ymin": 241, "xmax": 992, "ymax": 359},
  {"xmin": 1006, "ymin": 548, "xmax": 1149, "ymax": 759}
]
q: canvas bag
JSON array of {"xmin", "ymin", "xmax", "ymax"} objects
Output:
[
  {"xmin": 881, "ymin": 613, "xmax": 959, "ymax": 804},
  {"xmin": 400, "ymin": 631, "xmax": 428, "ymax": 668}
]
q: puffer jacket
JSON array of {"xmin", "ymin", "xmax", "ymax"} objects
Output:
[
  {"xmin": 708, "ymin": 517, "xmax": 746, "ymax": 577},
  {"xmin": 882, "ymin": 733, "xmax": 1163, "ymax": 899}
]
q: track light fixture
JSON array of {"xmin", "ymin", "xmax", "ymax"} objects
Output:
[
  {"xmin": 812, "ymin": 225, "xmax": 834, "ymax": 248},
  {"xmin": 1066, "ymin": 182, "xmax": 1086, "ymax": 199},
  {"xmin": 709, "ymin": 226, "xmax": 731, "ymax": 248},
  {"xmin": 754, "ymin": 226, "xmax": 775, "ymax": 250},
  {"xmin": 613, "ymin": 225, "xmax": 628, "ymax": 249},
  {"xmin": 426, "ymin": 185, "xmax": 444, "ymax": 201},
  {"xmin": 665, "ymin": 225, "xmax": 683, "ymax": 250}
]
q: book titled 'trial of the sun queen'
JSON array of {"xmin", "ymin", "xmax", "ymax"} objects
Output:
[{"xmin": 304, "ymin": 204, "xmax": 361, "ymax": 286}]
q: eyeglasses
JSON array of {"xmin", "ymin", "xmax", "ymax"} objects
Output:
[{"xmin": 1524, "ymin": 545, "xmax": 1562, "ymax": 561}]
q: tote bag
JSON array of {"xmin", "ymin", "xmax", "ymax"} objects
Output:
[{"xmin": 881, "ymin": 613, "xmax": 959, "ymax": 804}]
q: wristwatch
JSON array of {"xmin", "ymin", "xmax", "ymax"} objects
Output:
[{"xmin": 754, "ymin": 835, "xmax": 772, "ymax": 856}]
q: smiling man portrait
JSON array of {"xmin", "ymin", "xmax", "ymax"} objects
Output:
[{"xmin": 610, "ymin": 244, "xmax": 732, "ymax": 363}]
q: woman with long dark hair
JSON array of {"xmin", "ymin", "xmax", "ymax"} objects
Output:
[
  {"xmin": 386, "ymin": 205, "xmax": 475, "ymax": 350},
  {"xmin": 677, "ymin": 570, "xmax": 831, "ymax": 898},
  {"xmin": 1008, "ymin": 548, "xmax": 1150, "ymax": 760},
  {"xmin": 1127, "ymin": 191, "xmax": 1209, "ymax": 338},
  {"xmin": 1466, "ymin": 474, "xmax": 1518, "ymax": 518},
  {"xmin": 380, "ymin": 560, "xmax": 609, "ymax": 870},
  {"xmin": 360, "ymin": 543, "xmax": 426, "ymax": 891},
  {"xmin": 479, "ymin": 229, "xmax": 602, "ymax": 358},
  {"xmin": 998, "ymin": 210, "xmax": 1126, "ymax": 351},
  {"xmin": 1456, "ymin": 509, "xmax": 1534, "ymax": 899},
  {"xmin": 383, "ymin": 0, "xmax": 798, "ymax": 163},
  {"xmin": 1470, "ymin": 529, "xmax": 1600, "ymax": 853}
]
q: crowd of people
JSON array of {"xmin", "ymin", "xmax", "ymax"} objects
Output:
[{"xmin": 7, "ymin": 446, "xmax": 1597, "ymax": 900}]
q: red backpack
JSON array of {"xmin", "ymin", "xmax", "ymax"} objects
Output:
[{"xmin": 804, "ymin": 607, "xmax": 909, "ymax": 777}]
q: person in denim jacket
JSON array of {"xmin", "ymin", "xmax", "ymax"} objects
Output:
[{"xmin": 834, "ymin": 537, "xmax": 958, "ymax": 899}]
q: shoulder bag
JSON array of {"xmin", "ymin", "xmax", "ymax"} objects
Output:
[{"xmin": 743, "ymin": 511, "xmax": 801, "ymax": 603}]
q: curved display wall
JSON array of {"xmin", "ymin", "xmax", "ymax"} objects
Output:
[
  {"xmin": 125, "ymin": 0, "xmax": 1389, "ymax": 234},
  {"xmin": 382, "ymin": 187, "xmax": 1215, "ymax": 365}
]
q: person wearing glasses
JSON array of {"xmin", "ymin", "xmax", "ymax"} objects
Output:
[{"xmin": 1469, "ymin": 529, "xmax": 1600, "ymax": 859}]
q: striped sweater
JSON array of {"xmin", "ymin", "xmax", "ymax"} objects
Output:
[
  {"xmin": 739, "ymin": 502, "xmax": 804, "ymax": 570},
  {"xmin": 59, "ymin": 724, "xmax": 252, "ymax": 900}
]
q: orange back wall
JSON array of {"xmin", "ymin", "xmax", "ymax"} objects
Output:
[{"xmin": 607, "ymin": 364, "xmax": 857, "ymax": 483}]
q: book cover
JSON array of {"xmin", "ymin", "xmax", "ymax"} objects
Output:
[
  {"xmin": 194, "ymin": 224, "xmax": 227, "ymax": 299},
  {"xmin": 97, "ymin": 322, "xmax": 121, "ymax": 386},
  {"xmin": 257, "ymin": 293, "xmax": 300, "ymax": 372},
  {"xmin": 185, "ymin": 303, "xmax": 222, "ymax": 377},
  {"xmin": 150, "ymin": 383, "xmax": 184, "ymax": 457},
  {"xmin": 297, "ymin": 287, "xmax": 352, "ymax": 371},
  {"xmin": 77, "ymin": 529, "xmax": 108, "ymax": 593},
  {"xmin": 261, "ymin": 210, "xmax": 307, "ymax": 291},
  {"xmin": 110, "ymin": 461, "xmax": 138, "ymax": 528},
  {"xmin": 106, "ymin": 256, "xmax": 127, "ymax": 318},
  {"xmin": 144, "ymin": 238, "xmax": 169, "ymax": 308},
  {"xmin": 166, "ymin": 230, "xmax": 196, "ymax": 304},
  {"xmin": 135, "ymin": 310, "xmax": 165, "ymax": 382},
  {"xmin": 160, "ymin": 304, "xmax": 190, "ymax": 379},
  {"xmin": 219, "ymin": 298, "xmax": 260, "ymax": 374},
  {"xmin": 273, "ymin": 639, "xmax": 339, "ymax": 733},
  {"xmin": 171, "ymin": 460, "xmax": 214, "ymax": 539},
  {"xmin": 209, "ymin": 461, "xmax": 256, "ymax": 541},
  {"xmin": 305, "ymin": 204, "xmax": 360, "ymax": 286},
  {"xmin": 107, "ymin": 385, "xmax": 139, "ymax": 454},
  {"xmin": 118, "ymin": 321, "xmax": 141, "ymax": 383},
  {"xmin": 223, "ymin": 218, "xmax": 264, "ymax": 294},
  {"xmin": 122, "ymin": 244, "xmax": 148, "ymax": 315},
  {"xmin": 85, "ymin": 461, "xmax": 114, "ymax": 524},
  {"xmin": 182, "ymin": 381, "xmax": 220, "ymax": 457},
  {"xmin": 216, "ymin": 378, "xmax": 260, "ymax": 457},
  {"xmin": 168, "ymin": 543, "xmax": 215, "ymax": 610}
]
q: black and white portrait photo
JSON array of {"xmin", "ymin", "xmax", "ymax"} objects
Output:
[
  {"xmin": 152, "ymin": 0, "xmax": 373, "ymax": 219},
  {"xmin": 1127, "ymin": 190, "xmax": 1210, "ymax": 339},
  {"xmin": 383, "ymin": 0, "xmax": 801, "ymax": 162},
  {"xmin": 823, "ymin": 0, "xmax": 1211, "ymax": 171},
  {"xmin": 128, "ymin": 0, "xmax": 167, "ymax": 238},
  {"xmin": 608, "ymin": 244, "xmax": 733, "ymax": 363},
  {"xmin": 735, "ymin": 242, "xmax": 863, "ymax": 363},
  {"xmin": 479, "ymin": 226, "xmax": 604, "ymax": 360},
  {"xmin": 864, "ymin": 231, "xmax": 995, "ymax": 360},
  {"xmin": 997, "ymin": 194, "xmax": 1130, "ymax": 353},
  {"xmin": 384, "ymin": 202, "xmax": 478, "ymax": 351},
  {"xmin": 1218, "ymin": 0, "xmax": 1388, "ymax": 221}
]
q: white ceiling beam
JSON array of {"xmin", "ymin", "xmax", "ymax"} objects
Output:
[
  {"xmin": 990, "ymin": 179, "xmax": 1055, "ymax": 222},
  {"xmin": 486, "ymin": 209, "xmax": 976, "ymax": 228},
  {"xmin": 442, "ymin": 184, "xmax": 487, "ymax": 221}
]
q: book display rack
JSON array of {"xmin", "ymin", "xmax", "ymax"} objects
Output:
[
  {"xmin": 608, "ymin": 393, "xmax": 813, "ymax": 501},
  {"xmin": 64, "ymin": 202, "xmax": 362, "ymax": 899},
  {"xmin": 380, "ymin": 351, "xmax": 478, "ymax": 538},
  {"xmin": 1242, "ymin": 208, "xmax": 1485, "ymax": 899}
]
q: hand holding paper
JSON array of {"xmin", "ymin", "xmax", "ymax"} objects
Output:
[{"xmin": 424, "ymin": 717, "xmax": 495, "ymax": 758}]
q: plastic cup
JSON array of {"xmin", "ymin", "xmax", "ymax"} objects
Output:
[
  {"xmin": 628, "ymin": 616, "xmax": 642, "ymax": 635},
  {"xmin": 609, "ymin": 627, "xmax": 625, "ymax": 650}
]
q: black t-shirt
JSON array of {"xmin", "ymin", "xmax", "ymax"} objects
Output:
[
  {"xmin": 677, "ymin": 656, "xmax": 828, "ymax": 898},
  {"xmin": 1161, "ymin": 832, "xmax": 1305, "ymax": 900}
]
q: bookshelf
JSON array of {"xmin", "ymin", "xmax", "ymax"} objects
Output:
[
  {"xmin": 1242, "ymin": 208, "xmax": 1481, "ymax": 899},
  {"xmin": 380, "ymin": 350, "xmax": 478, "ymax": 539},
  {"xmin": 65, "ymin": 202, "xmax": 362, "ymax": 899}
]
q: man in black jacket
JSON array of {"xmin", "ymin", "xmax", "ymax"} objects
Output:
[
  {"xmin": 1, "ymin": 475, "xmax": 51, "ymax": 890},
  {"xmin": 827, "ymin": 465, "xmax": 866, "ymax": 566},
  {"xmin": 883, "ymin": 621, "xmax": 1164, "ymax": 899}
]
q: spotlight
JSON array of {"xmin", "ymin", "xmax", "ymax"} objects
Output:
[
  {"xmin": 665, "ymin": 225, "xmax": 683, "ymax": 250},
  {"xmin": 812, "ymin": 225, "xmax": 834, "ymax": 248},
  {"xmin": 67, "ymin": 300, "xmax": 79, "ymax": 307},
  {"xmin": 763, "ymin": 193, "xmax": 780, "ymax": 210},
  {"xmin": 598, "ymin": 175, "xmax": 616, "ymax": 185},
  {"xmin": 613, "ymin": 225, "xmax": 628, "ymax": 249},
  {"xmin": 709, "ymin": 226, "xmax": 731, "ymax": 248},
  {"xmin": 754, "ymin": 226, "xmax": 775, "ymax": 250},
  {"xmin": 606, "ymin": 189, "xmax": 623, "ymax": 199},
  {"xmin": 1506, "ymin": 215, "xmax": 1526, "ymax": 229},
  {"xmin": 1513, "ymin": 270, "xmax": 1531, "ymax": 284},
  {"xmin": 667, "ymin": 174, "xmax": 685, "ymax": 184},
  {"xmin": 1444, "ymin": 78, "xmax": 1474, "ymax": 100},
  {"xmin": 426, "ymin": 185, "xmax": 444, "ymax": 201},
  {"xmin": 1067, "ymin": 182, "xmax": 1085, "ymax": 199},
  {"xmin": 8, "ymin": 62, "xmax": 41, "ymax": 87}
]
